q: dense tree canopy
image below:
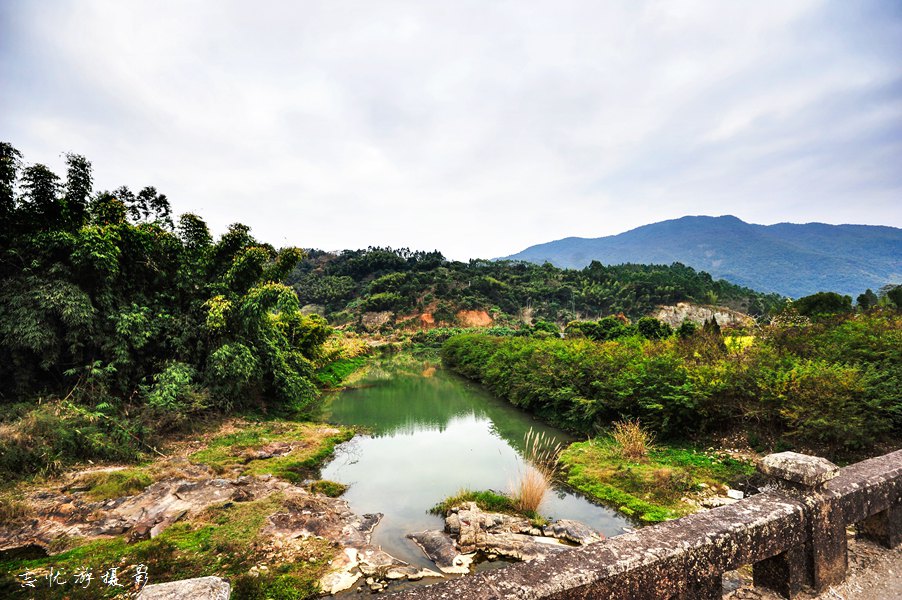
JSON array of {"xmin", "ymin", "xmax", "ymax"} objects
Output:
[
  {"xmin": 0, "ymin": 144, "xmax": 328, "ymax": 416},
  {"xmin": 288, "ymin": 247, "xmax": 786, "ymax": 330}
]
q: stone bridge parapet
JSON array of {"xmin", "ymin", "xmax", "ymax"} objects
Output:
[{"xmin": 387, "ymin": 449, "xmax": 902, "ymax": 599}]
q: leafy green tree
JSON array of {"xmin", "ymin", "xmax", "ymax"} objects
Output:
[
  {"xmin": 856, "ymin": 289, "xmax": 878, "ymax": 310},
  {"xmin": 0, "ymin": 142, "xmax": 22, "ymax": 232},
  {"xmin": 793, "ymin": 291, "xmax": 852, "ymax": 317},
  {"xmin": 19, "ymin": 163, "xmax": 63, "ymax": 230},
  {"xmin": 63, "ymin": 153, "xmax": 92, "ymax": 228},
  {"xmin": 0, "ymin": 143, "xmax": 333, "ymax": 443},
  {"xmin": 879, "ymin": 284, "xmax": 902, "ymax": 308}
]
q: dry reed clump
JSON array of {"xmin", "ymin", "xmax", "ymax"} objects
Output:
[
  {"xmin": 612, "ymin": 419, "xmax": 654, "ymax": 461},
  {"xmin": 511, "ymin": 428, "xmax": 563, "ymax": 514}
]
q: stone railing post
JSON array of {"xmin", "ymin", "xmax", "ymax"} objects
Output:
[{"xmin": 752, "ymin": 452, "xmax": 846, "ymax": 598}]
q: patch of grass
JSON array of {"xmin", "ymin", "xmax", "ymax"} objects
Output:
[
  {"xmin": 431, "ymin": 489, "xmax": 517, "ymax": 515},
  {"xmin": 567, "ymin": 469, "xmax": 677, "ymax": 523},
  {"xmin": 189, "ymin": 422, "xmax": 353, "ymax": 483},
  {"xmin": 75, "ymin": 468, "xmax": 154, "ymax": 500},
  {"xmin": 560, "ymin": 438, "xmax": 754, "ymax": 523},
  {"xmin": 315, "ymin": 357, "xmax": 367, "ymax": 388},
  {"xmin": 511, "ymin": 465, "xmax": 550, "ymax": 515},
  {"xmin": 0, "ymin": 493, "xmax": 336, "ymax": 600},
  {"xmin": 309, "ymin": 480, "xmax": 348, "ymax": 497},
  {"xmin": 430, "ymin": 489, "xmax": 546, "ymax": 525},
  {"xmin": 511, "ymin": 428, "xmax": 562, "ymax": 514},
  {"xmin": 233, "ymin": 571, "xmax": 320, "ymax": 600}
]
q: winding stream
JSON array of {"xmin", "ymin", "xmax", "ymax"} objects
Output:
[{"xmin": 319, "ymin": 359, "xmax": 631, "ymax": 571}]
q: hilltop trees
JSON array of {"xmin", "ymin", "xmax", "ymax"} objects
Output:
[{"xmin": 288, "ymin": 250, "xmax": 785, "ymax": 328}]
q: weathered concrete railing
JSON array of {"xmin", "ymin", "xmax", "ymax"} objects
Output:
[{"xmin": 387, "ymin": 449, "xmax": 902, "ymax": 599}]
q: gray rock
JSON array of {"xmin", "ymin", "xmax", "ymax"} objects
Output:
[
  {"xmin": 136, "ymin": 576, "xmax": 230, "ymax": 600},
  {"xmin": 543, "ymin": 519, "xmax": 603, "ymax": 545},
  {"xmin": 758, "ymin": 452, "xmax": 839, "ymax": 487},
  {"xmin": 409, "ymin": 530, "xmax": 472, "ymax": 574}
]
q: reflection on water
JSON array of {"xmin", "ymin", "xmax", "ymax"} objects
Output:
[{"xmin": 319, "ymin": 360, "xmax": 631, "ymax": 570}]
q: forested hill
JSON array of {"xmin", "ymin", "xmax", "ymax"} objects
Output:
[
  {"xmin": 503, "ymin": 215, "xmax": 902, "ymax": 298},
  {"xmin": 287, "ymin": 247, "xmax": 784, "ymax": 329}
]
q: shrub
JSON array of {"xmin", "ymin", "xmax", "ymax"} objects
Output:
[
  {"xmin": 143, "ymin": 362, "xmax": 209, "ymax": 429},
  {"xmin": 637, "ymin": 317, "xmax": 673, "ymax": 340},
  {"xmin": 611, "ymin": 419, "xmax": 654, "ymax": 460},
  {"xmin": 431, "ymin": 489, "xmax": 516, "ymax": 515}
]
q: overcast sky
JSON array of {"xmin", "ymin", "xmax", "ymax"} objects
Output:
[{"xmin": 1, "ymin": 1, "xmax": 900, "ymax": 260}]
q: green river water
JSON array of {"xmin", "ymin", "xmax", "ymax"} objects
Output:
[{"xmin": 319, "ymin": 359, "xmax": 631, "ymax": 571}]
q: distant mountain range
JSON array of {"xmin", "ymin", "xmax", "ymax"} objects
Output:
[{"xmin": 503, "ymin": 216, "xmax": 902, "ymax": 298}]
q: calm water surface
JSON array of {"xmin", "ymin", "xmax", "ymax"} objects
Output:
[{"xmin": 319, "ymin": 360, "xmax": 631, "ymax": 570}]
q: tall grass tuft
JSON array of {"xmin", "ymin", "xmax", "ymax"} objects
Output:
[
  {"xmin": 612, "ymin": 419, "xmax": 654, "ymax": 461},
  {"xmin": 511, "ymin": 428, "xmax": 563, "ymax": 514}
]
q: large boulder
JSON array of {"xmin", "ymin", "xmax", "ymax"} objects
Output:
[{"xmin": 136, "ymin": 576, "xmax": 230, "ymax": 600}]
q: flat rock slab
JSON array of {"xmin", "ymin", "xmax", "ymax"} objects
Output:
[{"xmin": 137, "ymin": 576, "xmax": 230, "ymax": 600}]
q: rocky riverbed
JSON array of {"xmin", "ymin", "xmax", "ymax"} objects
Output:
[
  {"xmin": 409, "ymin": 501, "xmax": 603, "ymax": 575},
  {"xmin": 0, "ymin": 424, "xmax": 605, "ymax": 597}
]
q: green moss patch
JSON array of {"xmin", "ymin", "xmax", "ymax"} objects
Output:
[
  {"xmin": 308, "ymin": 479, "xmax": 348, "ymax": 497},
  {"xmin": 560, "ymin": 438, "xmax": 754, "ymax": 523},
  {"xmin": 75, "ymin": 468, "xmax": 154, "ymax": 500},
  {"xmin": 315, "ymin": 357, "xmax": 367, "ymax": 388},
  {"xmin": 189, "ymin": 422, "xmax": 353, "ymax": 483}
]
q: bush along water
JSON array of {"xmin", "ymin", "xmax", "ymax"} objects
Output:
[{"xmin": 441, "ymin": 310, "xmax": 902, "ymax": 460}]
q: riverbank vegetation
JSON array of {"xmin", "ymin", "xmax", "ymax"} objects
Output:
[
  {"xmin": 441, "ymin": 310, "xmax": 902, "ymax": 459},
  {"xmin": 188, "ymin": 422, "xmax": 354, "ymax": 483}
]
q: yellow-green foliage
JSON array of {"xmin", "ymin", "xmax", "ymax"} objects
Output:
[
  {"xmin": 309, "ymin": 479, "xmax": 348, "ymax": 497},
  {"xmin": 725, "ymin": 335, "xmax": 755, "ymax": 352},
  {"xmin": 611, "ymin": 420, "xmax": 654, "ymax": 460}
]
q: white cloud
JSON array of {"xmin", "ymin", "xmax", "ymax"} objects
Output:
[{"xmin": 1, "ymin": 0, "xmax": 900, "ymax": 259}]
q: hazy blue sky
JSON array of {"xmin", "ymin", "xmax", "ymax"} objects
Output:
[{"xmin": 2, "ymin": 1, "xmax": 900, "ymax": 259}]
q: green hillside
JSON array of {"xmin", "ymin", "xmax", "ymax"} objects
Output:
[{"xmin": 504, "ymin": 215, "xmax": 902, "ymax": 298}]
